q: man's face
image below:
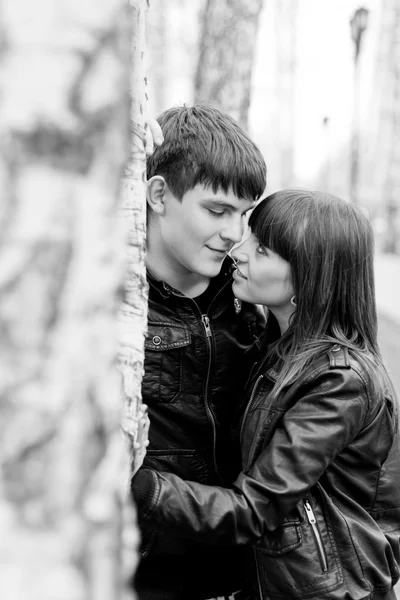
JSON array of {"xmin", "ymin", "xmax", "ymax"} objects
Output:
[{"xmin": 156, "ymin": 184, "xmax": 255, "ymax": 279}]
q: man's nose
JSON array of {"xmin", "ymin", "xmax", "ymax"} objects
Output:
[{"xmin": 220, "ymin": 215, "xmax": 244, "ymax": 244}]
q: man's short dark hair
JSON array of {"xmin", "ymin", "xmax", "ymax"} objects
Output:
[{"xmin": 147, "ymin": 104, "xmax": 267, "ymax": 201}]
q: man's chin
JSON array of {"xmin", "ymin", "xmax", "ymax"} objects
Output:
[{"xmin": 196, "ymin": 262, "xmax": 224, "ymax": 279}]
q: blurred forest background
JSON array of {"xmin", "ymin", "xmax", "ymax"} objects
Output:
[
  {"xmin": 146, "ymin": 0, "xmax": 400, "ymax": 236},
  {"xmin": 145, "ymin": 0, "xmax": 400, "ymax": 398},
  {"xmin": 146, "ymin": 0, "xmax": 400, "ymax": 245}
]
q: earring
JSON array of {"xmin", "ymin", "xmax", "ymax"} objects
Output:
[
  {"xmin": 290, "ymin": 296, "xmax": 297, "ymax": 306},
  {"xmin": 234, "ymin": 298, "xmax": 242, "ymax": 314}
]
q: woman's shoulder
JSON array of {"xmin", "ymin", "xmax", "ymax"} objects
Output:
[{"xmin": 302, "ymin": 345, "xmax": 375, "ymax": 396}]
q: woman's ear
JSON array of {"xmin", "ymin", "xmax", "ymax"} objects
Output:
[{"xmin": 147, "ymin": 176, "xmax": 167, "ymax": 215}]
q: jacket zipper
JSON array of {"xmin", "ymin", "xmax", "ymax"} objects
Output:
[
  {"xmin": 201, "ymin": 314, "xmax": 220, "ymax": 479},
  {"xmin": 202, "ymin": 314, "xmax": 212, "ymax": 338},
  {"xmin": 253, "ymin": 546, "xmax": 264, "ymax": 600},
  {"xmin": 163, "ymin": 280, "xmax": 231, "ymax": 482},
  {"xmin": 240, "ymin": 374, "xmax": 264, "ymax": 443},
  {"xmin": 199, "ymin": 269, "xmax": 245, "ymax": 481},
  {"xmin": 304, "ymin": 499, "xmax": 328, "ymax": 572}
]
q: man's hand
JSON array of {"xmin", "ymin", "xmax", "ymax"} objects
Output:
[{"xmin": 145, "ymin": 119, "xmax": 164, "ymax": 157}]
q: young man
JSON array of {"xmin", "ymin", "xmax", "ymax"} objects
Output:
[{"xmin": 133, "ymin": 105, "xmax": 267, "ymax": 600}]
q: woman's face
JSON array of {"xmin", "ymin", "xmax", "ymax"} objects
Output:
[{"xmin": 231, "ymin": 233, "xmax": 294, "ymax": 311}]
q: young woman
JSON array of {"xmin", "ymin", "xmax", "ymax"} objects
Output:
[{"xmin": 132, "ymin": 190, "xmax": 400, "ymax": 600}]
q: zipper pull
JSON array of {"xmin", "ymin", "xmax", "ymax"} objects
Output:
[
  {"xmin": 202, "ymin": 314, "xmax": 212, "ymax": 337},
  {"xmin": 304, "ymin": 499, "xmax": 316, "ymax": 523}
]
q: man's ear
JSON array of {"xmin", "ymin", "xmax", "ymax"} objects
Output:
[{"xmin": 147, "ymin": 176, "xmax": 168, "ymax": 215}]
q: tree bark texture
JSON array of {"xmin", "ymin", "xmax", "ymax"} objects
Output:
[
  {"xmin": 0, "ymin": 1, "xmax": 139, "ymax": 598},
  {"xmin": 195, "ymin": 0, "xmax": 265, "ymax": 129},
  {"xmin": 119, "ymin": 0, "xmax": 148, "ymax": 429}
]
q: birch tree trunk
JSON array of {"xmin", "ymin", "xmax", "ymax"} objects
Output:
[
  {"xmin": 0, "ymin": 1, "xmax": 142, "ymax": 598},
  {"xmin": 118, "ymin": 2, "xmax": 148, "ymax": 426},
  {"xmin": 195, "ymin": 0, "xmax": 265, "ymax": 129},
  {"xmin": 118, "ymin": 1, "xmax": 150, "ymax": 595}
]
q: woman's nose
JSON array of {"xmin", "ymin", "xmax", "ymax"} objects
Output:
[{"xmin": 231, "ymin": 241, "xmax": 248, "ymax": 264}]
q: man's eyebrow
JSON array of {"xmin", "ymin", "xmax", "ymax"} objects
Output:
[
  {"xmin": 203, "ymin": 199, "xmax": 236, "ymax": 207},
  {"xmin": 203, "ymin": 199, "xmax": 254, "ymax": 212}
]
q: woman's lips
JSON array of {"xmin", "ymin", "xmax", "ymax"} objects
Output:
[{"xmin": 233, "ymin": 267, "xmax": 247, "ymax": 279}]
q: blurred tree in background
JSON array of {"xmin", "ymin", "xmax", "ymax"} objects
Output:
[
  {"xmin": 376, "ymin": 0, "xmax": 400, "ymax": 253},
  {"xmin": 0, "ymin": 0, "xmax": 149, "ymax": 597},
  {"xmin": 195, "ymin": 0, "xmax": 264, "ymax": 129},
  {"xmin": 272, "ymin": 0, "xmax": 298, "ymax": 186},
  {"xmin": 146, "ymin": 0, "xmax": 204, "ymax": 115},
  {"xmin": 146, "ymin": 1, "xmax": 167, "ymax": 113},
  {"xmin": 146, "ymin": 0, "xmax": 265, "ymax": 131}
]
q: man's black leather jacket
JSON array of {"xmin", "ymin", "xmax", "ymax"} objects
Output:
[
  {"xmin": 133, "ymin": 346, "xmax": 400, "ymax": 600},
  {"xmin": 134, "ymin": 257, "xmax": 266, "ymax": 600}
]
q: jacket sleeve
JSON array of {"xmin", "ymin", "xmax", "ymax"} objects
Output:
[{"xmin": 132, "ymin": 368, "xmax": 368, "ymax": 546}]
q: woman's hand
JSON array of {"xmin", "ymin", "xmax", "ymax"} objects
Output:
[
  {"xmin": 122, "ymin": 403, "xmax": 150, "ymax": 477},
  {"xmin": 145, "ymin": 118, "xmax": 164, "ymax": 156},
  {"xmin": 132, "ymin": 403, "xmax": 150, "ymax": 476}
]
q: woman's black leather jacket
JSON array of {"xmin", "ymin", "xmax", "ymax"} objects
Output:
[{"xmin": 133, "ymin": 345, "xmax": 400, "ymax": 599}]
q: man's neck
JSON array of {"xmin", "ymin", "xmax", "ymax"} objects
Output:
[{"xmin": 146, "ymin": 252, "xmax": 210, "ymax": 298}]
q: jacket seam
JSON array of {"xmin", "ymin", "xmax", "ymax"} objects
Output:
[
  {"xmin": 347, "ymin": 364, "xmax": 372, "ymax": 424},
  {"xmin": 371, "ymin": 418, "xmax": 385, "ymax": 512},
  {"xmin": 143, "ymin": 470, "xmax": 162, "ymax": 521},
  {"xmin": 334, "ymin": 501, "xmax": 373, "ymax": 596}
]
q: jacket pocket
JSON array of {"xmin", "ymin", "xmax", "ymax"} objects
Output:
[
  {"xmin": 143, "ymin": 322, "xmax": 191, "ymax": 403},
  {"xmin": 253, "ymin": 502, "xmax": 343, "ymax": 599}
]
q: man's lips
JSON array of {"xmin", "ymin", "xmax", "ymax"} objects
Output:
[{"xmin": 207, "ymin": 246, "xmax": 230, "ymax": 254}]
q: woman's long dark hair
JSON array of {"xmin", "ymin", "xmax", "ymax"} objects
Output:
[{"xmin": 249, "ymin": 189, "xmax": 397, "ymax": 420}]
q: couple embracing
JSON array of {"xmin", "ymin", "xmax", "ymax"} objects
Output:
[{"xmin": 131, "ymin": 105, "xmax": 400, "ymax": 600}]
